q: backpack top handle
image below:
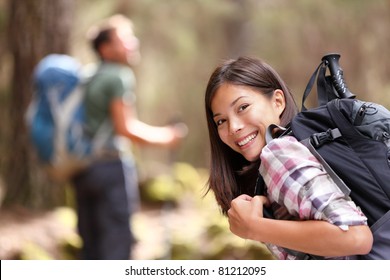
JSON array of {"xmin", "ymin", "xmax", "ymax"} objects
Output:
[{"xmin": 321, "ymin": 53, "xmax": 356, "ymax": 100}]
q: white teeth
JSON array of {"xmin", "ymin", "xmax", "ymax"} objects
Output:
[{"xmin": 238, "ymin": 133, "xmax": 257, "ymax": 147}]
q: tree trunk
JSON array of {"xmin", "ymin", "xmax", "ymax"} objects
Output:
[{"xmin": 2, "ymin": 0, "xmax": 75, "ymax": 209}]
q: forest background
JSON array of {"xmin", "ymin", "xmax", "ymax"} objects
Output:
[{"xmin": 0, "ymin": 0, "xmax": 389, "ymax": 260}]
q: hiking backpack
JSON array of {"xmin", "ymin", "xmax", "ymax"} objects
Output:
[
  {"xmin": 263, "ymin": 53, "xmax": 390, "ymax": 259},
  {"xmin": 26, "ymin": 54, "xmax": 100, "ymax": 182}
]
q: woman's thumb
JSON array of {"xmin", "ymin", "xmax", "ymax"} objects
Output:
[{"xmin": 252, "ymin": 195, "xmax": 270, "ymax": 207}]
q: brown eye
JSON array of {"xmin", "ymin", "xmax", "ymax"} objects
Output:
[
  {"xmin": 238, "ymin": 104, "xmax": 249, "ymax": 112},
  {"xmin": 216, "ymin": 119, "xmax": 225, "ymax": 126}
]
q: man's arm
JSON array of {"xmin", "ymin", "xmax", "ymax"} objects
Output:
[{"xmin": 110, "ymin": 98, "xmax": 186, "ymax": 147}]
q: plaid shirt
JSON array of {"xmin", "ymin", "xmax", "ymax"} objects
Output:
[{"xmin": 259, "ymin": 136, "xmax": 367, "ymax": 260}]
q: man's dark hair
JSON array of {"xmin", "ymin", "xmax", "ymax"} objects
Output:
[{"xmin": 91, "ymin": 28, "xmax": 113, "ymax": 54}]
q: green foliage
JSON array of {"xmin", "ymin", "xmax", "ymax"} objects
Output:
[
  {"xmin": 140, "ymin": 162, "xmax": 205, "ymax": 204},
  {"xmin": 20, "ymin": 242, "xmax": 53, "ymax": 260},
  {"xmin": 0, "ymin": 207, "xmax": 82, "ymax": 260}
]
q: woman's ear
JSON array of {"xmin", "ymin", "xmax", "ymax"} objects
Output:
[{"xmin": 273, "ymin": 89, "xmax": 286, "ymax": 116}]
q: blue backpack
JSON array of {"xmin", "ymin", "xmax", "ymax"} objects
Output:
[{"xmin": 26, "ymin": 54, "xmax": 97, "ymax": 182}]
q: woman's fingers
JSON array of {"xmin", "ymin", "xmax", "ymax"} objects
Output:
[
  {"xmin": 235, "ymin": 194, "xmax": 253, "ymax": 201},
  {"xmin": 252, "ymin": 195, "xmax": 270, "ymax": 207}
]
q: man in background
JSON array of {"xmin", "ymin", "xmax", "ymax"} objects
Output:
[{"xmin": 72, "ymin": 14, "xmax": 187, "ymax": 260}]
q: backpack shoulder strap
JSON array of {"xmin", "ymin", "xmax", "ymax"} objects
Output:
[
  {"xmin": 265, "ymin": 124, "xmax": 290, "ymax": 144},
  {"xmin": 300, "ymin": 137, "xmax": 351, "ymax": 196}
]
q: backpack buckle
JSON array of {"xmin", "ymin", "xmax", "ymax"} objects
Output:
[{"xmin": 310, "ymin": 128, "xmax": 341, "ymax": 148}]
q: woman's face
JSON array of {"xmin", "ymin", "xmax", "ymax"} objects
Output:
[{"xmin": 211, "ymin": 83, "xmax": 285, "ymax": 161}]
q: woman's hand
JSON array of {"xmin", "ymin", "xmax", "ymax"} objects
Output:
[{"xmin": 227, "ymin": 194, "xmax": 270, "ymax": 240}]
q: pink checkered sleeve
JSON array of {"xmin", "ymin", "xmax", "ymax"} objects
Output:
[
  {"xmin": 259, "ymin": 136, "xmax": 367, "ymax": 228},
  {"xmin": 259, "ymin": 136, "xmax": 367, "ymax": 260}
]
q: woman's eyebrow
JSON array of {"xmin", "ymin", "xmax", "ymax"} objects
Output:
[
  {"xmin": 231, "ymin": 96, "xmax": 248, "ymax": 106},
  {"xmin": 213, "ymin": 96, "xmax": 249, "ymax": 118}
]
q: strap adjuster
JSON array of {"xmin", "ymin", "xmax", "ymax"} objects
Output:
[{"xmin": 310, "ymin": 128, "xmax": 341, "ymax": 148}]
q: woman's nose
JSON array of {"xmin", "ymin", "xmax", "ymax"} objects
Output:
[{"xmin": 229, "ymin": 118, "xmax": 243, "ymax": 135}]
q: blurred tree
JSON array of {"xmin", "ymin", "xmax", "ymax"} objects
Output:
[{"xmin": 2, "ymin": 0, "xmax": 75, "ymax": 208}]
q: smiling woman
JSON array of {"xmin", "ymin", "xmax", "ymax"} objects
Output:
[
  {"xmin": 211, "ymin": 84, "xmax": 284, "ymax": 162},
  {"xmin": 204, "ymin": 56, "xmax": 297, "ymax": 209},
  {"xmin": 204, "ymin": 56, "xmax": 373, "ymax": 260}
]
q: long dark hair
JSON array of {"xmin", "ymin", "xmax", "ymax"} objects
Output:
[{"xmin": 204, "ymin": 56, "xmax": 298, "ymax": 214}]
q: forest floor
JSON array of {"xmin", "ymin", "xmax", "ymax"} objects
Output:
[
  {"xmin": 0, "ymin": 204, "xmax": 179, "ymax": 260},
  {"xmin": 0, "ymin": 172, "xmax": 274, "ymax": 261},
  {"xmin": 0, "ymin": 206, "xmax": 79, "ymax": 260},
  {"xmin": 0, "ymin": 202, "xmax": 274, "ymax": 260}
]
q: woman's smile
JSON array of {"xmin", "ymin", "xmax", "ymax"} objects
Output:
[{"xmin": 236, "ymin": 131, "xmax": 258, "ymax": 147}]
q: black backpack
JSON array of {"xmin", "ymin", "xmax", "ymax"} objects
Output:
[{"xmin": 262, "ymin": 53, "xmax": 390, "ymax": 259}]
